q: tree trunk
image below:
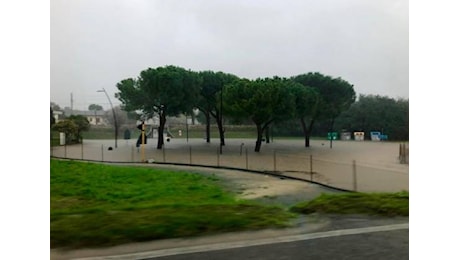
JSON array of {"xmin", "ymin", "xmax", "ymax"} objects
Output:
[
  {"xmin": 217, "ymin": 111, "xmax": 225, "ymax": 146},
  {"xmin": 301, "ymin": 117, "xmax": 315, "ymax": 147},
  {"xmin": 255, "ymin": 124, "xmax": 263, "ymax": 152},
  {"xmin": 205, "ymin": 111, "xmax": 211, "ymax": 143},
  {"xmin": 157, "ymin": 112, "xmax": 166, "ymax": 149},
  {"xmin": 265, "ymin": 125, "xmax": 270, "ymax": 144}
]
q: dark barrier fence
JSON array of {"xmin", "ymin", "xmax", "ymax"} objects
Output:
[{"xmin": 50, "ymin": 138, "xmax": 409, "ymax": 193}]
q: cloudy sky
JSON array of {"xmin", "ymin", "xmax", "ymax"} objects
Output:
[{"xmin": 50, "ymin": 0, "xmax": 408, "ymax": 110}]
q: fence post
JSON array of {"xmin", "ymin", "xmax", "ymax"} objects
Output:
[
  {"xmin": 217, "ymin": 147, "xmax": 220, "ymax": 167},
  {"xmin": 353, "ymin": 160, "xmax": 357, "ymax": 191},
  {"xmin": 131, "ymin": 145, "xmax": 134, "ymax": 162},
  {"xmin": 399, "ymin": 143, "xmax": 408, "ymax": 164},
  {"xmin": 405, "ymin": 143, "xmax": 409, "ymax": 163},
  {"xmin": 310, "ymin": 154, "xmax": 313, "ymax": 181},
  {"xmin": 245, "ymin": 148, "xmax": 248, "ymax": 170},
  {"xmin": 403, "ymin": 143, "xmax": 407, "ymax": 163}
]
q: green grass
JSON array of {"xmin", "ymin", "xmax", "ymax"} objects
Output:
[
  {"xmin": 290, "ymin": 191, "xmax": 409, "ymax": 217},
  {"xmin": 50, "ymin": 159, "xmax": 294, "ymax": 249},
  {"xmin": 81, "ymin": 127, "xmax": 118, "ymax": 139}
]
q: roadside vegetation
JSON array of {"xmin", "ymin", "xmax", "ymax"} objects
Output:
[
  {"xmin": 50, "ymin": 159, "xmax": 294, "ymax": 249},
  {"xmin": 290, "ymin": 191, "xmax": 409, "ymax": 217},
  {"xmin": 51, "ymin": 159, "xmax": 408, "ymax": 249}
]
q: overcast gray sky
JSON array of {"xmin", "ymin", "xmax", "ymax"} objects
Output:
[{"xmin": 50, "ymin": 0, "xmax": 408, "ymax": 111}]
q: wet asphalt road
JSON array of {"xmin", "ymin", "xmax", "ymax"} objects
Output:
[{"xmin": 149, "ymin": 229, "xmax": 408, "ymax": 260}]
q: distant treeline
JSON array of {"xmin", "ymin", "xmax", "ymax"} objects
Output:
[{"xmin": 268, "ymin": 94, "xmax": 409, "ymax": 141}]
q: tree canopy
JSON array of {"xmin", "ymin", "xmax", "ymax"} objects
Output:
[
  {"xmin": 197, "ymin": 71, "xmax": 239, "ymax": 145},
  {"xmin": 50, "ymin": 107, "xmax": 55, "ymax": 127},
  {"xmin": 88, "ymin": 104, "xmax": 103, "ymax": 112},
  {"xmin": 116, "ymin": 65, "xmax": 201, "ymax": 149},
  {"xmin": 224, "ymin": 77, "xmax": 296, "ymax": 152},
  {"xmin": 292, "ymin": 72, "xmax": 356, "ymax": 146},
  {"xmin": 334, "ymin": 95, "xmax": 409, "ymax": 140},
  {"xmin": 113, "ymin": 65, "xmax": 409, "ymax": 151},
  {"xmin": 52, "ymin": 115, "xmax": 89, "ymax": 144}
]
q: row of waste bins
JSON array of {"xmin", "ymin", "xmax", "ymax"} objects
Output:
[{"xmin": 328, "ymin": 131, "xmax": 388, "ymax": 141}]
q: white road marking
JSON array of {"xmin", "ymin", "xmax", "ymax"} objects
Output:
[{"xmin": 74, "ymin": 223, "xmax": 409, "ymax": 260}]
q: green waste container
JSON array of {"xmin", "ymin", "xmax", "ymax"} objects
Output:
[{"xmin": 327, "ymin": 132, "xmax": 338, "ymax": 140}]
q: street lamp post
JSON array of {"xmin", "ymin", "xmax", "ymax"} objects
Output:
[{"xmin": 97, "ymin": 88, "xmax": 118, "ymax": 148}]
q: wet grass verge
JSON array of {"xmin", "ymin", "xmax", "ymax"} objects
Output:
[
  {"xmin": 290, "ymin": 191, "xmax": 409, "ymax": 217},
  {"xmin": 51, "ymin": 159, "xmax": 294, "ymax": 249}
]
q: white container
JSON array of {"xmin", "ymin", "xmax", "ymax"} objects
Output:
[
  {"xmin": 354, "ymin": 132, "xmax": 364, "ymax": 141},
  {"xmin": 59, "ymin": 132, "xmax": 66, "ymax": 145}
]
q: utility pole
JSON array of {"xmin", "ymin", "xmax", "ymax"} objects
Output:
[{"xmin": 70, "ymin": 92, "xmax": 74, "ymax": 115}]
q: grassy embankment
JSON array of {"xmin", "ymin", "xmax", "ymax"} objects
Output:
[
  {"xmin": 51, "ymin": 159, "xmax": 408, "ymax": 249},
  {"xmin": 50, "ymin": 159, "xmax": 294, "ymax": 249},
  {"xmin": 291, "ymin": 191, "xmax": 409, "ymax": 217}
]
